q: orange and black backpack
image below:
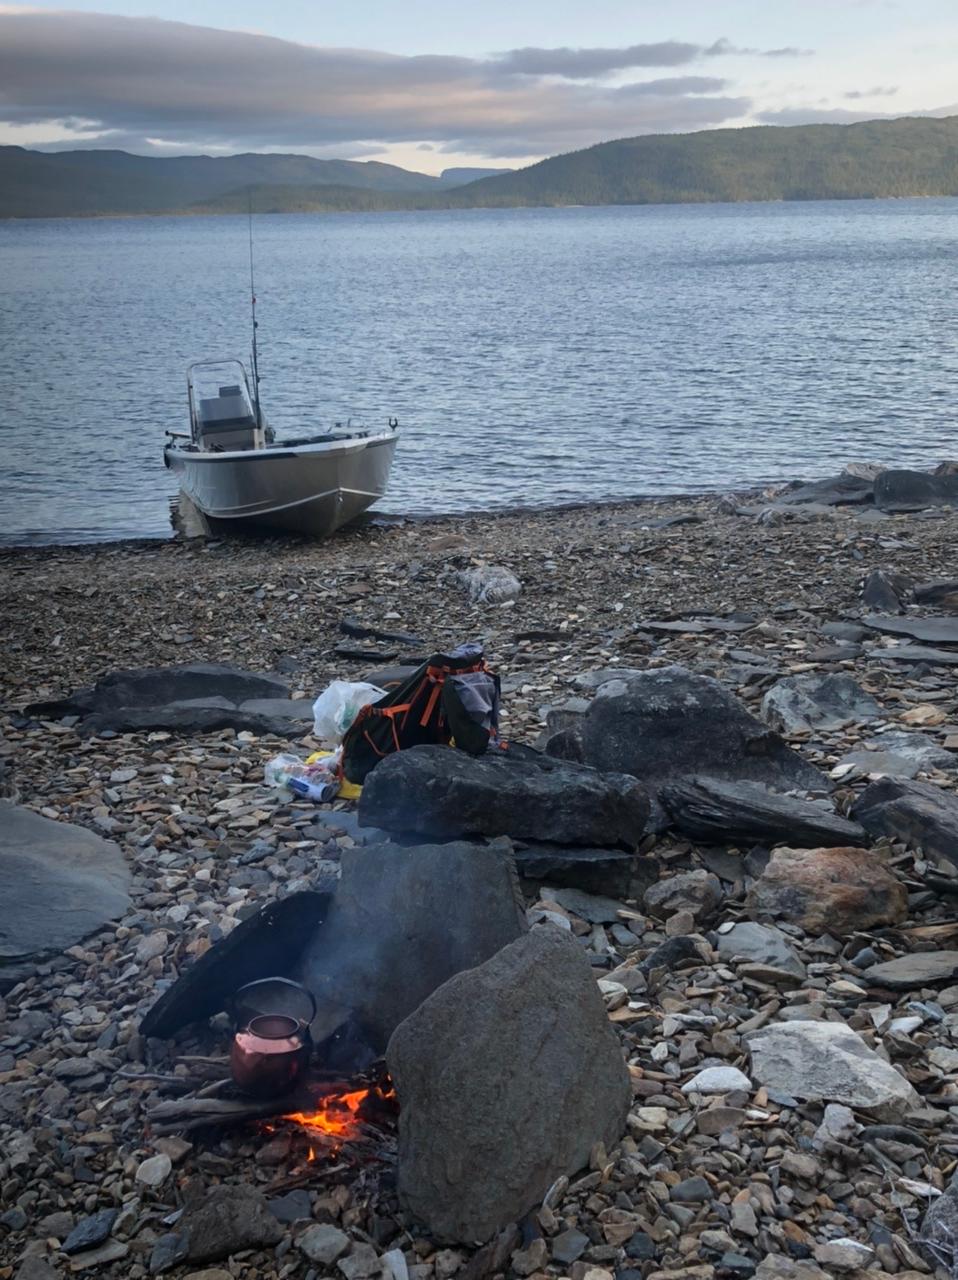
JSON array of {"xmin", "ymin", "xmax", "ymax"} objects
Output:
[{"xmin": 340, "ymin": 643, "xmax": 500, "ymax": 784}]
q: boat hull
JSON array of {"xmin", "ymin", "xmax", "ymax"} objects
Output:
[{"xmin": 164, "ymin": 432, "xmax": 398, "ymax": 537}]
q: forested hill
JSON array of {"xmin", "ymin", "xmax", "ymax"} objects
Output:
[
  {"xmin": 455, "ymin": 116, "xmax": 958, "ymax": 207},
  {"xmin": 3, "ymin": 116, "xmax": 958, "ymax": 219}
]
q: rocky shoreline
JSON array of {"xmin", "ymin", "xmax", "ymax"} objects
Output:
[{"xmin": 4, "ymin": 476, "xmax": 958, "ymax": 1280}]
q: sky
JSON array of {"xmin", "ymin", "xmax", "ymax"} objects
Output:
[{"xmin": 2, "ymin": 1, "xmax": 958, "ymax": 174}]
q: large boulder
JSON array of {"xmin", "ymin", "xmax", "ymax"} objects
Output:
[
  {"xmin": 358, "ymin": 745, "xmax": 650, "ymax": 849},
  {"xmin": 747, "ymin": 1020, "xmax": 920, "ymax": 1121},
  {"xmin": 0, "ymin": 806, "xmax": 131, "ymax": 993},
  {"xmin": 745, "ymin": 845, "xmax": 908, "ymax": 936},
  {"xmin": 25, "ymin": 662, "xmax": 310, "ymax": 737},
  {"xmin": 563, "ymin": 667, "xmax": 827, "ymax": 823},
  {"xmin": 297, "ymin": 841, "xmax": 527, "ymax": 1051},
  {"xmin": 760, "ymin": 673, "xmax": 882, "ymax": 733},
  {"xmin": 874, "ymin": 468, "xmax": 958, "ymax": 512},
  {"xmin": 853, "ymin": 777, "xmax": 958, "ymax": 869},
  {"xmin": 386, "ymin": 926, "xmax": 631, "ymax": 1243},
  {"xmin": 661, "ymin": 776, "xmax": 866, "ymax": 848}
]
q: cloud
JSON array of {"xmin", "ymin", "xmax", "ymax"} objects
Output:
[
  {"xmin": 844, "ymin": 86, "xmax": 899, "ymax": 99},
  {"xmin": 704, "ymin": 38, "xmax": 813, "ymax": 59},
  {"xmin": 0, "ymin": 9, "xmax": 755, "ymax": 158},
  {"xmin": 495, "ymin": 38, "xmax": 813, "ymax": 80},
  {"xmin": 756, "ymin": 103, "xmax": 948, "ymax": 127},
  {"xmin": 494, "ymin": 41, "xmax": 702, "ymax": 78}
]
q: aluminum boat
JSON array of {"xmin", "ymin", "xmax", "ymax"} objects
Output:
[{"xmin": 164, "ymin": 358, "xmax": 399, "ymax": 537}]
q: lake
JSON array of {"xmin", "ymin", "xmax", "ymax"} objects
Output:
[{"xmin": 3, "ymin": 198, "xmax": 957, "ymax": 544}]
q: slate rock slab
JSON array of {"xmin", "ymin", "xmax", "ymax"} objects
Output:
[
  {"xmin": 180, "ymin": 1184, "xmax": 282, "ymax": 1263},
  {"xmin": 25, "ymin": 662, "xmax": 309, "ymax": 737},
  {"xmin": 865, "ymin": 952, "xmax": 958, "ymax": 991},
  {"xmin": 386, "ymin": 926, "xmax": 631, "ymax": 1243},
  {"xmin": 746, "ymin": 845, "xmax": 907, "ymax": 936},
  {"xmin": 874, "ymin": 468, "xmax": 958, "ymax": 512},
  {"xmin": 512, "ymin": 842, "xmax": 660, "ymax": 900},
  {"xmin": 359, "ymin": 744, "xmax": 650, "ymax": 850},
  {"xmin": 847, "ymin": 731, "xmax": 955, "ymax": 777},
  {"xmin": 141, "ymin": 891, "xmax": 330, "ymax": 1038},
  {"xmin": 853, "ymin": 776, "xmax": 958, "ymax": 869},
  {"xmin": 661, "ymin": 776, "xmax": 866, "ymax": 848},
  {"xmin": 747, "ymin": 1020, "xmax": 920, "ymax": 1120},
  {"xmin": 0, "ymin": 805, "xmax": 131, "ymax": 993},
  {"xmin": 761, "ymin": 673, "xmax": 882, "ymax": 733},
  {"xmin": 866, "ymin": 643, "xmax": 958, "ymax": 666},
  {"xmin": 298, "ymin": 841, "xmax": 527, "ymax": 1051},
  {"xmin": 568, "ymin": 666, "xmax": 827, "ymax": 821},
  {"xmin": 715, "ymin": 922, "xmax": 806, "ymax": 978},
  {"xmin": 864, "ymin": 614, "xmax": 958, "ymax": 645},
  {"xmin": 776, "ymin": 474, "xmax": 875, "ymax": 506}
]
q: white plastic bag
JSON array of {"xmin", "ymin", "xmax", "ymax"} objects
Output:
[{"xmin": 312, "ymin": 681, "xmax": 385, "ymax": 743}]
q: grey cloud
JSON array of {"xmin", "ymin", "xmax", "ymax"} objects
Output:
[
  {"xmin": 704, "ymin": 38, "xmax": 813, "ymax": 58},
  {"xmin": 495, "ymin": 41, "xmax": 701, "ymax": 77},
  {"xmin": 844, "ymin": 86, "xmax": 899, "ymax": 99},
  {"xmin": 0, "ymin": 10, "xmax": 753, "ymax": 158}
]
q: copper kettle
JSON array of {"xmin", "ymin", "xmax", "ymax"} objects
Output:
[{"xmin": 228, "ymin": 979, "xmax": 317, "ymax": 1099}]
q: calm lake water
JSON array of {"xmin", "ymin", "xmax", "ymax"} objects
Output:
[{"xmin": 3, "ymin": 199, "xmax": 958, "ymax": 544}]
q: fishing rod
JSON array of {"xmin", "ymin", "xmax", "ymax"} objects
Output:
[{"xmin": 247, "ymin": 187, "xmax": 262, "ymax": 431}]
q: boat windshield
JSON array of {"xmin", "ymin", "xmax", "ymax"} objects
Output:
[{"xmin": 188, "ymin": 359, "xmax": 258, "ymax": 440}]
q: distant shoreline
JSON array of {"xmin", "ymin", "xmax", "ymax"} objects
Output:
[{"xmin": 2, "ymin": 191, "xmax": 955, "ymax": 224}]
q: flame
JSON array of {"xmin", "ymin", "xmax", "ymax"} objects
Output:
[{"xmin": 281, "ymin": 1088, "xmax": 369, "ymax": 1142}]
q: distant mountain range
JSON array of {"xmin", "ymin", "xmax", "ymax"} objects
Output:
[
  {"xmin": 0, "ymin": 147, "xmax": 509, "ymax": 218},
  {"xmin": 3, "ymin": 116, "xmax": 958, "ymax": 219}
]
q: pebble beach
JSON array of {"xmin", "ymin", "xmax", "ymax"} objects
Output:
[{"xmin": 4, "ymin": 482, "xmax": 958, "ymax": 1280}]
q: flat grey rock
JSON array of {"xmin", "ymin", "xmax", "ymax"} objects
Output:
[
  {"xmin": 715, "ymin": 922, "xmax": 806, "ymax": 977},
  {"xmin": 837, "ymin": 750, "xmax": 922, "ymax": 779},
  {"xmin": 864, "ymin": 614, "xmax": 958, "ymax": 645},
  {"xmin": 661, "ymin": 776, "xmax": 866, "ymax": 848},
  {"xmin": 853, "ymin": 776, "xmax": 958, "ymax": 869},
  {"xmin": 359, "ymin": 744, "xmax": 650, "ymax": 850},
  {"xmin": 540, "ymin": 886, "xmax": 625, "ymax": 924},
  {"xmin": 0, "ymin": 805, "xmax": 131, "ymax": 992},
  {"xmin": 239, "ymin": 697, "xmax": 313, "ymax": 720},
  {"xmin": 776, "ymin": 474, "xmax": 875, "ymax": 506},
  {"xmin": 298, "ymin": 841, "xmax": 527, "ymax": 1051},
  {"xmin": 867, "ymin": 644, "xmax": 958, "ymax": 666},
  {"xmin": 855, "ymin": 730, "xmax": 955, "ymax": 774},
  {"xmin": 747, "ymin": 1019, "xmax": 920, "ymax": 1120},
  {"xmin": 865, "ymin": 951, "xmax": 958, "ymax": 990},
  {"xmin": 821, "ymin": 622, "xmax": 869, "ymax": 643},
  {"xmin": 25, "ymin": 662, "xmax": 303, "ymax": 737},
  {"xmin": 387, "ymin": 927, "xmax": 631, "ymax": 1243},
  {"xmin": 639, "ymin": 617, "xmax": 756, "ymax": 635},
  {"xmin": 761, "ymin": 673, "xmax": 882, "ymax": 733}
]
